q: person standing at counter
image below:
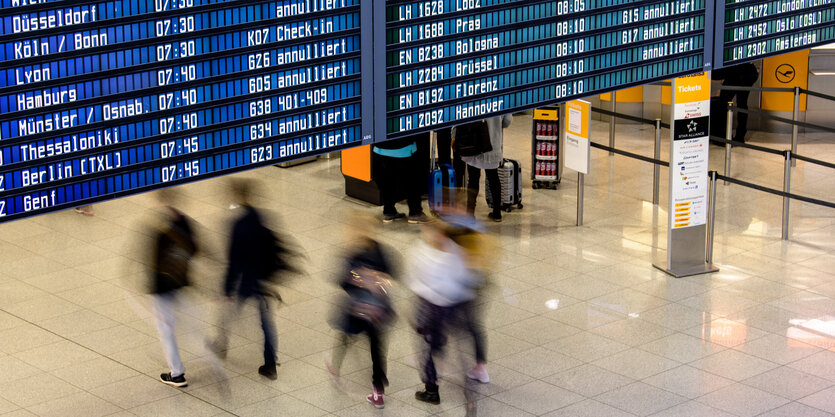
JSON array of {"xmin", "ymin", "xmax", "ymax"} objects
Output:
[
  {"xmin": 372, "ymin": 133, "xmax": 430, "ymax": 224},
  {"xmin": 713, "ymin": 63, "xmax": 759, "ymax": 143},
  {"xmin": 453, "ymin": 115, "xmax": 513, "ymax": 222}
]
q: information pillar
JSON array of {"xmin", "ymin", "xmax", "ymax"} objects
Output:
[{"xmin": 655, "ymin": 71, "xmax": 718, "ymax": 277}]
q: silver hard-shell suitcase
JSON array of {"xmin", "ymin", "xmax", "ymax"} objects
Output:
[{"xmin": 486, "ymin": 158, "xmax": 523, "ymax": 212}]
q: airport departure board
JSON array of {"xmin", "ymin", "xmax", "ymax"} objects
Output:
[
  {"xmin": 721, "ymin": 0, "xmax": 835, "ymax": 65},
  {"xmin": 384, "ymin": 0, "xmax": 710, "ymax": 138},
  {"xmin": 0, "ymin": 0, "xmax": 365, "ymax": 221},
  {"xmin": 2, "ymin": 0, "xmax": 835, "ymax": 222}
]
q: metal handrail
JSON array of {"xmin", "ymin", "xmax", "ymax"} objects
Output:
[
  {"xmin": 731, "ymin": 105, "xmax": 835, "ymax": 134},
  {"xmin": 801, "ymin": 88, "xmax": 835, "ymax": 103},
  {"xmin": 589, "ymin": 138, "xmax": 835, "ymax": 241},
  {"xmin": 715, "ymin": 85, "xmax": 795, "ymax": 93},
  {"xmin": 590, "ymin": 104, "xmax": 835, "ymax": 172}
]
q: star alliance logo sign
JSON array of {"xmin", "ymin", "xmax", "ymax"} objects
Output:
[
  {"xmin": 674, "ymin": 116, "xmax": 708, "ymax": 140},
  {"xmin": 688, "ymin": 120, "xmax": 698, "ymax": 132}
]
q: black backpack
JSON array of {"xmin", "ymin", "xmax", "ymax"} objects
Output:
[
  {"xmin": 155, "ymin": 215, "xmax": 197, "ymax": 291},
  {"xmin": 454, "ymin": 121, "xmax": 492, "ymax": 157}
]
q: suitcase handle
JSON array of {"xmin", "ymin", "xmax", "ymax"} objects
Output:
[{"xmin": 429, "ymin": 130, "xmax": 437, "ymax": 171}]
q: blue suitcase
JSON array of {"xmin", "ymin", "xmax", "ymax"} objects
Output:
[{"xmin": 428, "ymin": 163, "xmax": 456, "ymax": 213}]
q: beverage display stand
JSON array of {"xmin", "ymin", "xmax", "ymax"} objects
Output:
[{"xmin": 532, "ymin": 107, "xmax": 561, "ymax": 189}]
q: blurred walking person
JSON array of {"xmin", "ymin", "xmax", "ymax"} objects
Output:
[
  {"xmin": 442, "ymin": 215, "xmax": 494, "ymax": 384},
  {"xmin": 407, "ymin": 220, "xmax": 478, "ymax": 405},
  {"xmin": 211, "ymin": 179, "xmax": 286, "ymax": 380},
  {"xmin": 148, "ymin": 189, "xmax": 198, "ymax": 387},
  {"xmin": 326, "ymin": 214, "xmax": 395, "ymax": 409}
]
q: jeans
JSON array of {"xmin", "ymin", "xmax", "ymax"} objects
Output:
[
  {"xmin": 154, "ymin": 292, "xmax": 185, "ymax": 377},
  {"xmin": 215, "ymin": 294, "xmax": 278, "ymax": 366},
  {"xmin": 466, "ymin": 165, "xmax": 501, "ymax": 215},
  {"xmin": 258, "ymin": 295, "xmax": 278, "ymax": 365}
]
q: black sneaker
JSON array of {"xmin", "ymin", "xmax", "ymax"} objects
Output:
[
  {"xmin": 488, "ymin": 212, "xmax": 502, "ymax": 222},
  {"xmin": 160, "ymin": 372, "xmax": 188, "ymax": 387},
  {"xmin": 258, "ymin": 363, "xmax": 277, "ymax": 380},
  {"xmin": 414, "ymin": 389, "xmax": 440, "ymax": 404},
  {"xmin": 382, "ymin": 212, "xmax": 406, "ymax": 223}
]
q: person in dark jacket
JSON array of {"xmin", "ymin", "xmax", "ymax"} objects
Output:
[
  {"xmin": 373, "ymin": 133, "xmax": 430, "ymax": 224},
  {"xmin": 452, "ymin": 115, "xmax": 513, "ymax": 222},
  {"xmin": 326, "ymin": 214, "xmax": 395, "ymax": 409},
  {"xmin": 211, "ymin": 179, "xmax": 282, "ymax": 380},
  {"xmin": 713, "ymin": 63, "xmax": 759, "ymax": 142},
  {"xmin": 149, "ymin": 189, "xmax": 198, "ymax": 388}
]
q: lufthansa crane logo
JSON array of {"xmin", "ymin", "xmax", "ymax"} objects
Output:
[{"xmin": 776, "ymin": 64, "xmax": 796, "ymax": 83}]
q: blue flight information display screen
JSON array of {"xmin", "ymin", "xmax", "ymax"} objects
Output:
[
  {"xmin": 722, "ymin": 0, "xmax": 835, "ymax": 65},
  {"xmin": 0, "ymin": 0, "xmax": 363, "ymax": 221},
  {"xmin": 3, "ymin": 0, "xmax": 835, "ymax": 222},
  {"xmin": 385, "ymin": 0, "xmax": 708, "ymax": 138}
]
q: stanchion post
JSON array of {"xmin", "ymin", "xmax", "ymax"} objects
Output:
[
  {"xmin": 577, "ymin": 172, "xmax": 584, "ymax": 226},
  {"xmin": 653, "ymin": 118, "xmax": 661, "ymax": 205},
  {"xmin": 791, "ymin": 86, "xmax": 800, "ymax": 167},
  {"xmin": 609, "ymin": 91, "xmax": 616, "ymax": 155},
  {"xmin": 724, "ymin": 103, "xmax": 733, "ymax": 185},
  {"xmin": 782, "ymin": 150, "xmax": 792, "ymax": 240},
  {"xmin": 706, "ymin": 170, "xmax": 718, "ymax": 264}
]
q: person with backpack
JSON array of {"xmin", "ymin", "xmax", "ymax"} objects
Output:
[
  {"xmin": 326, "ymin": 213, "xmax": 395, "ymax": 409},
  {"xmin": 148, "ymin": 189, "xmax": 198, "ymax": 388},
  {"xmin": 210, "ymin": 179, "xmax": 288, "ymax": 380},
  {"xmin": 453, "ymin": 115, "xmax": 513, "ymax": 222}
]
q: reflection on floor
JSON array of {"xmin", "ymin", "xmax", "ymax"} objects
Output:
[{"xmin": 1, "ymin": 115, "xmax": 834, "ymax": 417}]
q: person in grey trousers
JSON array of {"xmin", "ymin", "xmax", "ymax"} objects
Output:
[{"xmin": 453, "ymin": 115, "xmax": 513, "ymax": 222}]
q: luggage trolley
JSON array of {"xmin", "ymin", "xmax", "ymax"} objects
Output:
[{"xmin": 531, "ymin": 107, "xmax": 561, "ymax": 189}]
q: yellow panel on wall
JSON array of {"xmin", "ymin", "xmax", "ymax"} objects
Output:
[
  {"xmin": 600, "ymin": 86, "xmax": 644, "ymax": 103},
  {"xmin": 762, "ymin": 50, "xmax": 808, "ymax": 111}
]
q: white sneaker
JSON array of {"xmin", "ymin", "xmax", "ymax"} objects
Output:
[{"xmin": 466, "ymin": 366, "xmax": 489, "ymax": 383}]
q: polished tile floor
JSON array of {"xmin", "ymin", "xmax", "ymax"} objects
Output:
[{"xmin": 0, "ymin": 114, "xmax": 834, "ymax": 416}]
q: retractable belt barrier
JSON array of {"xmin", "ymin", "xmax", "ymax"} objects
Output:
[{"xmin": 714, "ymin": 172, "xmax": 835, "ymax": 210}]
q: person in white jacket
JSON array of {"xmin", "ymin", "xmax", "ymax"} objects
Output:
[{"xmin": 406, "ymin": 220, "xmax": 479, "ymax": 405}]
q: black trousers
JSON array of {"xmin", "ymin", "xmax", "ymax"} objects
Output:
[
  {"xmin": 466, "ymin": 165, "xmax": 501, "ymax": 215},
  {"xmin": 436, "ymin": 128, "xmax": 466, "ymax": 183},
  {"xmin": 461, "ymin": 300, "xmax": 487, "ymax": 364},
  {"xmin": 332, "ymin": 316, "xmax": 388, "ymax": 392},
  {"xmin": 415, "ymin": 298, "xmax": 487, "ymax": 386},
  {"xmin": 376, "ymin": 153, "xmax": 423, "ymax": 216},
  {"xmin": 719, "ymin": 89, "xmax": 750, "ymax": 141}
]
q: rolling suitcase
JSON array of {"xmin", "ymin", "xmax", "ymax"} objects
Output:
[
  {"xmin": 486, "ymin": 158, "xmax": 523, "ymax": 212},
  {"xmin": 428, "ymin": 132, "xmax": 457, "ymax": 214}
]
